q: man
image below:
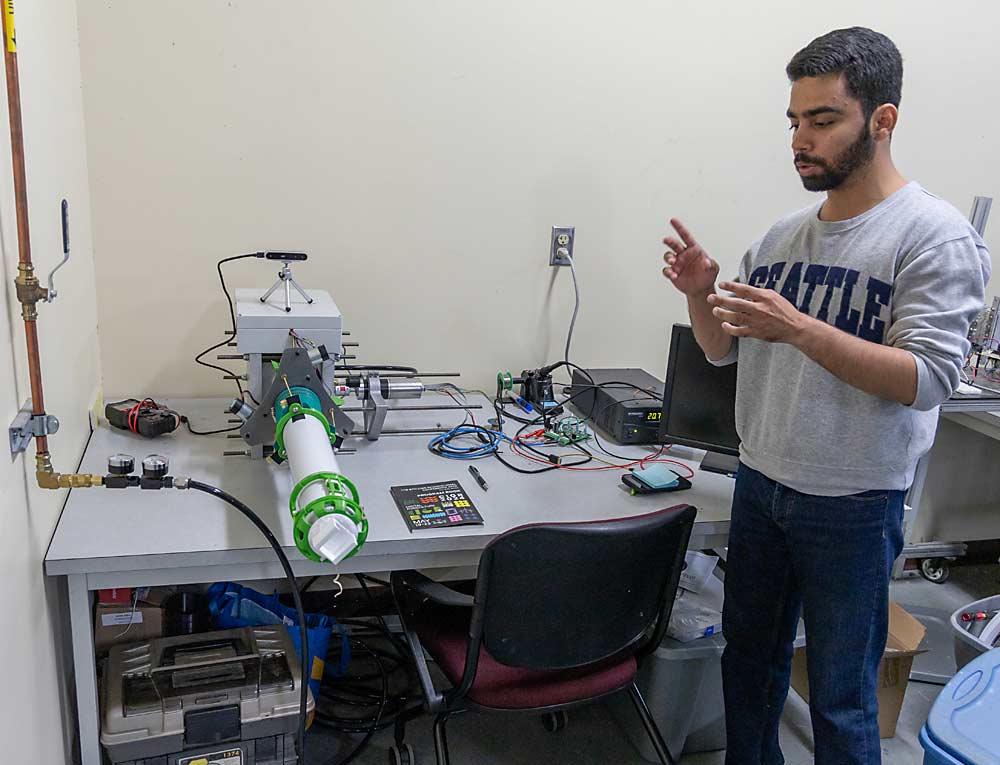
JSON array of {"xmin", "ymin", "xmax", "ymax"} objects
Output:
[{"xmin": 661, "ymin": 27, "xmax": 990, "ymax": 765}]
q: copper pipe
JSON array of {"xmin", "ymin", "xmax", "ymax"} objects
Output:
[
  {"xmin": 22, "ymin": 322, "xmax": 47, "ymax": 453},
  {"xmin": 1, "ymin": 7, "xmax": 30, "ymax": 267},
  {"xmin": 2, "ymin": 5, "xmax": 50, "ymax": 458}
]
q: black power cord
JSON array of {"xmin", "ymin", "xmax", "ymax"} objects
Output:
[
  {"xmin": 194, "ymin": 253, "xmax": 264, "ymax": 403},
  {"xmin": 311, "ymin": 575, "xmax": 418, "ymax": 764},
  {"xmin": 184, "ymin": 480, "xmax": 309, "ymax": 760},
  {"xmin": 315, "ymin": 636, "xmax": 389, "ymax": 765},
  {"xmin": 181, "ymin": 416, "xmax": 241, "ymax": 436}
]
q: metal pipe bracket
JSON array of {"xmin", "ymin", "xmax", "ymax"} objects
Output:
[{"xmin": 8, "ymin": 398, "xmax": 58, "ymax": 459}]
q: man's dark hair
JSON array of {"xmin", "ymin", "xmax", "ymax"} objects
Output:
[{"xmin": 786, "ymin": 27, "xmax": 902, "ymax": 120}]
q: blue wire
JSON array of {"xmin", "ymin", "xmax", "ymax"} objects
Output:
[{"xmin": 428, "ymin": 425, "xmax": 511, "ymax": 459}]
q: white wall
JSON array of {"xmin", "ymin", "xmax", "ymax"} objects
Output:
[
  {"xmin": 78, "ymin": 1, "xmax": 999, "ymax": 400},
  {"xmin": 0, "ymin": 0, "xmax": 101, "ymax": 760}
]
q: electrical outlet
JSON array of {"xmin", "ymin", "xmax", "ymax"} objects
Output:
[{"xmin": 549, "ymin": 226, "xmax": 575, "ymax": 266}]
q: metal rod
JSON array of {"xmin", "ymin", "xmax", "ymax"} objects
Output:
[
  {"xmin": 342, "ymin": 342, "xmax": 359, "ymax": 347},
  {"xmin": 226, "ymin": 434, "xmax": 242, "ymax": 439},
  {"xmin": 223, "ymin": 450, "xmax": 250, "ymax": 457},
  {"xmin": 332, "ymin": 372, "xmax": 460, "ymax": 379},
  {"xmin": 223, "ymin": 374, "xmax": 248, "ymax": 381},
  {"xmin": 217, "ymin": 354, "xmax": 245, "ymax": 360},
  {"xmin": 350, "ymin": 428, "xmax": 451, "ymax": 436},
  {"xmin": 339, "ymin": 404, "xmax": 482, "ymax": 412}
]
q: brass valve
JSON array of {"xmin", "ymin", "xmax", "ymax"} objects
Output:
[
  {"xmin": 35, "ymin": 452, "xmax": 102, "ymax": 490},
  {"xmin": 14, "ymin": 263, "xmax": 47, "ymax": 321}
]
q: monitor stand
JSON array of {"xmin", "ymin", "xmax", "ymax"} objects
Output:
[{"xmin": 700, "ymin": 451, "xmax": 740, "ymax": 477}]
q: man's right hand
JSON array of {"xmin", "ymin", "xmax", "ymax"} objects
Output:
[{"xmin": 661, "ymin": 218, "xmax": 719, "ymax": 297}]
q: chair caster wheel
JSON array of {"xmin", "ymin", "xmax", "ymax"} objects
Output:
[
  {"xmin": 388, "ymin": 742, "xmax": 416, "ymax": 765},
  {"xmin": 920, "ymin": 557, "xmax": 951, "ymax": 584},
  {"xmin": 542, "ymin": 709, "xmax": 568, "ymax": 732}
]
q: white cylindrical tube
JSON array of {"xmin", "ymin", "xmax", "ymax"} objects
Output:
[{"xmin": 284, "ymin": 415, "xmax": 340, "ymax": 509}]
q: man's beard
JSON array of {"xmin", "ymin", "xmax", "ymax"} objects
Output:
[{"xmin": 795, "ymin": 123, "xmax": 875, "ymax": 192}]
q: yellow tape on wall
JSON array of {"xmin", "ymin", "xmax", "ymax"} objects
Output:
[{"xmin": 4, "ymin": 0, "xmax": 14, "ymax": 53}]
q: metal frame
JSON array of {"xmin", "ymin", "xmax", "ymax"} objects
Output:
[{"xmin": 892, "ymin": 396, "xmax": 1000, "ymax": 578}]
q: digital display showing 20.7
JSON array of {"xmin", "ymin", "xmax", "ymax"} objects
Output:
[{"xmin": 644, "ymin": 411, "xmax": 663, "ymax": 422}]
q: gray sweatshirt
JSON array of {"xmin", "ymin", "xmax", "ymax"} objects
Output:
[{"xmin": 712, "ymin": 182, "xmax": 991, "ymax": 495}]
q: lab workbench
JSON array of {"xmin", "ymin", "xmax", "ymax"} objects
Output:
[{"xmin": 45, "ymin": 395, "xmax": 736, "ymax": 765}]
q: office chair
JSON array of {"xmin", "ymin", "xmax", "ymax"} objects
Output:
[{"xmin": 388, "ymin": 503, "xmax": 697, "ymax": 765}]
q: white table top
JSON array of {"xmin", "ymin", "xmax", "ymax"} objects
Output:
[{"xmin": 44, "ymin": 396, "xmax": 736, "ymax": 581}]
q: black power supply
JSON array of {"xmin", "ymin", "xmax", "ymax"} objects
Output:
[{"xmin": 568, "ymin": 368, "xmax": 664, "ymax": 445}]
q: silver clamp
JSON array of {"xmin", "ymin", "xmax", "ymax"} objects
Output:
[
  {"xmin": 8, "ymin": 399, "xmax": 59, "ymax": 459},
  {"xmin": 363, "ymin": 372, "xmax": 389, "ymax": 441}
]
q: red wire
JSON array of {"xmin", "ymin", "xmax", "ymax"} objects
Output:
[
  {"xmin": 127, "ymin": 398, "xmax": 163, "ymax": 434},
  {"xmin": 508, "ymin": 434, "xmax": 695, "ymax": 478}
]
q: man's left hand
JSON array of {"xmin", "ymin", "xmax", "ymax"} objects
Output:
[{"xmin": 707, "ymin": 281, "xmax": 810, "ymax": 344}]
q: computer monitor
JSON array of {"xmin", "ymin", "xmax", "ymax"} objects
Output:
[{"xmin": 659, "ymin": 323, "xmax": 740, "ymax": 475}]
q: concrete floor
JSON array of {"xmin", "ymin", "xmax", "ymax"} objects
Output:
[{"xmin": 306, "ymin": 563, "xmax": 999, "ymax": 764}]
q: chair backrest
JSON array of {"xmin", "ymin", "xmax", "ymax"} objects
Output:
[{"xmin": 469, "ymin": 504, "xmax": 695, "ymax": 672}]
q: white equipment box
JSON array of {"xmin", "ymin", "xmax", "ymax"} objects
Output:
[{"xmin": 234, "ymin": 288, "xmax": 342, "ymax": 354}]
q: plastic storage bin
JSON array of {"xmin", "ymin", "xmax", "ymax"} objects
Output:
[
  {"xmin": 951, "ymin": 595, "xmax": 1000, "ymax": 670},
  {"xmin": 607, "ymin": 632, "xmax": 727, "ymax": 761},
  {"xmin": 920, "ymin": 647, "xmax": 1000, "ymax": 765}
]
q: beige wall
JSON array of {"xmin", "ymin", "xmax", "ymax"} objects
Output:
[
  {"xmin": 78, "ymin": 1, "xmax": 999, "ymax": 400},
  {"xmin": 0, "ymin": 0, "xmax": 101, "ymax": 760},
  {"xmin": 0, "ymin": 1, "xmax": 986, "ymax": 755}
]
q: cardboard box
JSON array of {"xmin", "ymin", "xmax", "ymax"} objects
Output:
[
  {"xmin": 790, "ymin": 602, "xmax": 926, "ymax": 739},
  {"xmin": 94, "ymin": 604, "xmax": 163, "ymax": 652}
]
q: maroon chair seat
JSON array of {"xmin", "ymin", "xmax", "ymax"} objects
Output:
[{"xmin": 415, "ymin": 604, "xmax": 637, "ymax": 710}]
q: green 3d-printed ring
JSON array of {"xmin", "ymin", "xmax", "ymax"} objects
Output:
[
  {"xmin": 273, "ymin": 404, "xmax": 335, "ymax": 459},
  {"xmin": 288, "ymin": 471, "xmax": 367, "ymax": 562}
]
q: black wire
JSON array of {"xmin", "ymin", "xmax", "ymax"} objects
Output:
[
  {"xmin": 314, "ymin": 635, "xmax": 389, "ymax": 764},
  {"xmin": 491, "ymin": 421, "xmax": 592, "ymax": 474},
  {"xmin": 193, "ymin": 335, "xmax": 246, "ymax": 399},
  {"xmin": 493, "ymin": 363, "xmax": 665, "ymax": 470},
  {"xmin": 355, "ymin": 574, "xmax": 390, "ymax": 587},
  {"xmin": 181, "ymin": 416, "xmax": 241, "ymax": 436},
  {"xmin": 356, "ymin": 574, "xmax": 412, "ymax": 656},
  {"xmin": 194, "ymin": 253, "xmax": 263, "ymax": 400},
  {"xmin": 310, "ymin": 580, "xmax": 417, "ymax": 761},
  {"xmin": 185, "ymin": 480, "xmax": 308, "ymax": 760}
]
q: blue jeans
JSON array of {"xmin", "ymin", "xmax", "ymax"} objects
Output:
[{"xmin": 721, "ymin": 463, "xmax": 905, "ymax": 765}]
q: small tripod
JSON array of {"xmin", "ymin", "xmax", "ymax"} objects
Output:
[{"xmin": 259, "ymin": 259, "xmax": 313, "ymax": 313}]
